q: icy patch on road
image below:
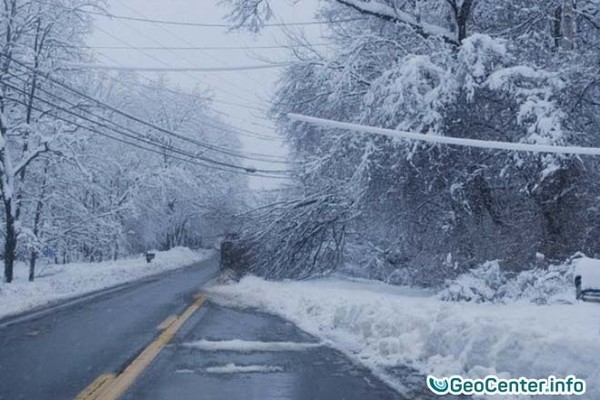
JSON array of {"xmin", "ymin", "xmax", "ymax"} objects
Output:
[
  {"xmin": 0, "ymin": 247, "xmax": 212, "ymax": 320},
  {"xmin": 207, "ymin": 276, "xmax": 600, "ymax": 398},
  {"xmin": 205, "ymin": 363, "xmax": 284, "ymax": 374},
  {"xmin": 182, "ymin": 339, "xmax": 321, "ymax": 352}
]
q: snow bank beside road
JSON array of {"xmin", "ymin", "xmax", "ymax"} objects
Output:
[
  {"xmin": 0, "ymin": 247, "xmax": 211, "ymax": 320},
  {"xmin": 208, "ymin": 276, "xmax": 600, "ymax": 397}
]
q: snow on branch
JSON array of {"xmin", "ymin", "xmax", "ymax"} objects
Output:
[
  {"xmin": 335, "ymin": 0, "xmax": 458, "ymax": 45},
  {"xmin": 287, "ymin": 113, "xmax": 600, "ymax": 156},
  {"xmin": 12, "ymin": 142, "xmax": 49, "ymax": 178}
]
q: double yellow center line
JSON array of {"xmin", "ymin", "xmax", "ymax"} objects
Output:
[{"xmin": 76, "ymin": 294, "xmax": 207, "ymax": 400}]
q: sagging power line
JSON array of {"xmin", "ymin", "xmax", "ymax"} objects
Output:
[{"xmin": 288, "ymin": 113, "xmax": 600, "ymax": 156}]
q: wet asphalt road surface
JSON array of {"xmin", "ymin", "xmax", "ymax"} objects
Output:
[
  {"xmin": 123, "ymin": 303, "xmax": 402, "ymax": 400},
  {"xmin": 0, "ymin": 256, "xmax": 220, "ymax": 400},
  {"xmin": 0, "ymin": 254, "xmax": 408, "ymax": 399}
]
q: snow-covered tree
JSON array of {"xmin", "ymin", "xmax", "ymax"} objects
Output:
[
  {"xmin": 0, "ymin": 0, "xmax": 95, "ymax": 281},
  {"xmin": 1, "ymin": 1, "xmax": 248, "ymax": 282},
  {"xmin": 227, "ymin": 0, "xmax": 600, "ymax": 284}
]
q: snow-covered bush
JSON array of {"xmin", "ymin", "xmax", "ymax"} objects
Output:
[
  {"xmin": 438, "ymin": 260, "xmax": 506, "ymax": 303},
  {"xmin": 439, "ymin": 259, "xmax": 575, "ymax": 304}
]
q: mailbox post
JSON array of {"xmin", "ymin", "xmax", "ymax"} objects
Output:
[{"xmin": 145, "ymin": 252, "xmax": 156, "ymax": 263}]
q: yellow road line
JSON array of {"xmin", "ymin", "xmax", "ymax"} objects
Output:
[
  {"xmin": 157, "ymin": 315, "xmax": 177, "ymax": 330},
  {"xmin": 76, "ymin": 294, "xmax": 206, "ymax": 400},
  {"xmin": 75, "ymin": 374, "xmax": 116, "ymax": 400}
]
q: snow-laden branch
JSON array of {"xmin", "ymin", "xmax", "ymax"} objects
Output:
[
  {"xmin": 288, "ymin": 113, "xmax": 600, "ymax": 156},
  {"xmin": 12, "ymin": 142, "xmax": 49, "ymax": 177},
  {"xmin": 335, "ymin": 0, "xmax": 458, "ymax": 45}
]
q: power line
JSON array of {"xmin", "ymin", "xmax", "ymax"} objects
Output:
[
  {"xmin": 82, "ymin": 62, "xmax": 286, "ymax": 151},
  {"xmin": 98, "ymin": 70, "xmax": 282, "ymax": 141},
  {"xmin": 60, "ymin": 43, "xmax": 330, "ymax": 51},
  {"xmin": 88, "ymin": 49, "xmax": 284, "ymax": 146},
  {"xmin": 112, "ymin": 0, "xmax": 270, "ymax": 93},
  {"xmin": 5, "ymin": 68, "xmax": 291, "ymax": 165},
  {"xmin": 289, "ymin": 113, "xmax": 600, "ymax": 156},
  {"xmin": 0, "ymin": 53, "xmax": 291, "ymax": 174},
  {"xmin": 63, "ymin": 62, "xmax": 289, "ymax": 72},
  {"xmin": 93, "ymin": 48, "xmax": 272, "ymax": 116},
  {"xmin": 58, "ymin": 5, "xmax": 362, "ymax": 28},
  {"xmin": 92, "ymin": 22, "xmax": 271, "ymax": 110},
  {"xmin": 6, "ymin": 95, "xmax": 287, "ymax": 178},
  {"xmin": 87, "ymin": 6, "xmax": 283, "ymax": 129},
  {"xmin": 2, "ymin": 79, "xmax": 267, "ymax": 174}
]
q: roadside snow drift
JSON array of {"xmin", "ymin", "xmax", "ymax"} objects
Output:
[
  {"xmin": 208, "ymin": 276, "xmax": 600, "ymax": 397},
  {"xmin": 0, "ymin": 247, "xmax": 211, "ymax": 320}
]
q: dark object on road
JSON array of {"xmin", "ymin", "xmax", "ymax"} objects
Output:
[
  {"xmin": 575, "ymin": 275, "xmax": 600, "ymax": 302},
  {"xmin": 220, "ymin": 235, "xmax": 250, "ymax": 276},
  {"xmin": 145, "ymin": 252, "xmax": 156, "ymax": 263}
]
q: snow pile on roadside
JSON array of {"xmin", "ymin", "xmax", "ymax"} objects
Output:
[
  {"xmin": 0, "ymin": 247, "xmax": 211, "ymax": 319},
  {"xmin": 438, "ymin": 260, "xmax": 575, "ymax": 304},
  {"xmin": 207, "ymin": 276, "xmax": 600, "ymax": 397}
]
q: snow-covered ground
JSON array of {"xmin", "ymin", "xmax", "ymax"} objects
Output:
[
  {"xmin": 0, "ymin": 247, "xmax": 211, "ymax": 320},
  {"xmin": 208, "ymin": 276, "xmax": 600, "ymax": 398}
]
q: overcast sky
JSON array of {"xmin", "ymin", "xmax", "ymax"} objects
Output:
[{"xmin": 87, "ymin": 0, "xmax": 324, "ymax": 189}]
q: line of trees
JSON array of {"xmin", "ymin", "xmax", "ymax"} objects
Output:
[
  {"xmin": 1, "ymin": 0, "xmax": 246, "ymax": 282},
  {"xmin": 227, "ymin": 0, "xmax": 600, "ymax": 285}
]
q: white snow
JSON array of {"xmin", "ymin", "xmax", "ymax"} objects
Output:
[
  {"xmin": 336, "ymin": 0, "xmax": 454, "ymax": 41},
  {"xmin": 288, "ymin": 113, "xmax": 600, "ymax": 156},
  {"xmin": 0, "ymin": 247, "xmax": 211, "ymax": 320},
  {"xmin": 175, "ymin": 364, "xmax": 284, "ymax": 374},
  {"xmin": 574, "ymin": 257, "xmax": 600, "ymax": 290},
  {"xmin": 175, "ymin": 369, "xmax": 196, "ymax": 374},
  {"xmin": 204, "ymin": 363, "xmax": 284, "ymax": 374},
  {"xmin": 208, "ymin": 276, "xmax": 600, "ymax": 397},
  {"xmin": 182, "ymin": 339, "xmax": 321, "ymax": 352}
]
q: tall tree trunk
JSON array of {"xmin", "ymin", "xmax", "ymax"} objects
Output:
[
  {"xmin": 456, "ymin": 0, "xmax": 474, "ymax": 42},
  {"xmin": 113, "ymin": 235, "xmax": 119, "ymax": 261},
  {"xmin": 553, "ymin": 6, "xmax": 563, "ymax": 48},
  {"xmin": 28, "ymin": 252, "xmax": 37, "ymax": 282},
  {"xmin": 28, "ymin": 160, "xmax": 49, "ymax": 282},
  {"xmin": 0, "ymin": 0, "xmax": 21, "ymax": 283},
  {"xmin": 4, "ymin": 199, "xmax": 17, "ymax": 282},
  {"xmin": 562, "ymin": 0, "xmax": 575, "ymax": 50}
]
